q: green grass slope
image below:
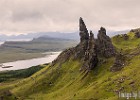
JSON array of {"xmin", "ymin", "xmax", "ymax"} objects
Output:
[
  {"xmin": 0, "ymin": 65, "xmax": 45, "ymax": 82},
  {"xmin": 3, "ymin": 54, "xmax": 140, "ymax": 100},
  {"xmin": 112, "ymin": 32, "xmax": 140, "ymax": 51},
  {"xmin": 1, "ymin": 31, "xmax": 140, "ymax": 100}
]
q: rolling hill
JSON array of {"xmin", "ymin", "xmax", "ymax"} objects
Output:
[
  {"xmin": 0, "ymin": 36, "xmax": 78, "ymax": 63},
  {"xmin": 0, "ymin": 18, "xmax": 140, "ymax": 100}
]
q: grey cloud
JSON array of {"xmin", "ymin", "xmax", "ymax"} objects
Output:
[
  {"xmin": 11, "ymin": 11, "xmax": 43, "ymax": 22},
  {"xmin": 0, "ymin": 0, "xmax": 140, "ymax": 34}
]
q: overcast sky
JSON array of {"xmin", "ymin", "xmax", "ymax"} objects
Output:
[{"xmin": 0, "ymin": 0, "xmax": 140, "ymax": 35}]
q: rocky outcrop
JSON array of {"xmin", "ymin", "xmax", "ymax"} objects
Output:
[
  {"xmin": 122, "ymin": 34, "xmax": 129, "ymax": 40},
  {"xmin": 135, "ymin": 31, "xmax": 140, "ymax": 38},
  {"xmin": 87, "ymin": 31, "xmax": 98, "ymax": 70},
  {"xmin": 81, "ymin": 31, "xmax": 98, "ymax": 71},
  {"xmin": 130, "ymin": 29, "xmax": 140, "ymax": 38},
  {"xmin": 51, "ymin": 47, "xmax": 75, "ymax": 66},
  {"xmin": 52, "ymin": 18, "xmax": 116, "ymax": 72},
  {"xmin": 78, "ymin": 18, "xmax": 99, "ymax": 71},
  {"xmin": 74, "ymin": 17, "xmax": 90, "ymax": 58},
  {"xmin": 110, "ymin": 52, "xmax": 125, "ymax": 72},
  {"xmin": 96, "ymin": 27, "xmax": 116, "ymax": 57}
]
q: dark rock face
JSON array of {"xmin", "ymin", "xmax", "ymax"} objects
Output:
[
  {"xmin": 110, "ymin": 52, "xmax": 125, "ymax": 72},
  {"xmin": 135, "ymin": 32, "xmax": 140, "ymax": 38},
  {"xmin": 87, "ymin": 31, "xmax": 98, "ymax": 70},
  {"xmin": 122, "ymin": 34, "xmax": 129, "ymax": 40},
  {"xmin": 51, "ymin": 47, "xmax": 75, "ymax": 66},
  {"xmin": 81, "ymin": 31, "xmax": 98, "ymax": 71},
  {"xmin": 96, "ymin": 27, "xmax": 116, "ymax": 57},
  {"xmin": 74, "ymin": 17, "xmax": 89, "ymax": 58},
  {"xmin": 79, "ymin": 17, "xmax": 89, "ymax": 42},
  {"xmin": 130, "ymin": 29, "xmax": 140, "ymax": 38}
]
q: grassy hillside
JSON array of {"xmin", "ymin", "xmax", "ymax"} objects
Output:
[
  {"xmin": 112, "ymin": 32, "xmax": 140, "ymax": 51},
  {"xmin": 1, "ymin": 31, "xmax": 140, "ymax": 99},
  {"xmin": 0, "ymin": 64, "xmax": 46, "ymax": 82}
]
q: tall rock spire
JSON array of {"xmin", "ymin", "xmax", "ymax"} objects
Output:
[
  {"xmin": 79, "ymin": 17, "xmax": 89, "ymax": 42},
  {"xmin": 97, "ymin": 27, "xmax": 115, "ymax": 57},
  {"xmin": 52, "ymin": 18, "xmax": 116, "ymax": 72}
]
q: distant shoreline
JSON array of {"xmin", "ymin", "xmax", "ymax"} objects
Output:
[{"xmin": 0, "ymin": 51, "xmax": 61, "ymax": 71}]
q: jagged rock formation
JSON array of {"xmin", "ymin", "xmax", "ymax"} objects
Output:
[
  {"xmin": 110, "ymin": 52, "xmax": 125, "ymax": 72},
  {"xmin": 122, "ymin": 34, "xmax": 129, "ymax": 40},
  {"xmin": 81, "ymin": 31, "xmax": 98, "ymax": 71},
  {"xmin": 78, "ymin": 18, "xmax": 98, "ymax": 71},
  {"xmin": 78, "ymin": 21, "xmax": 116, "ymax": 71},
  {"xmin": 130, "ymin": 29, "xmax": 140, "ymax": 38},
  {"xmin": 52, "ymin": 17, "xmax": 116, "ymax": 71},
  {"xmin": 51, "ymin": 48, "xmax": 75, "ymax": 66},
  {"xmin": 96, "ymin": 27, "xmax": 116, "ymax": 57},
  {"xmin": 79, "ymin": 17, "xmax": 89, "ymax": 52},
  {"xmin": 135, "ymin": 31, "xmax": 140, "ymax": 38},
  {"xmin": 87, "ymin": 31, "xmax": 98, "ymax": 70},
  {"xmin": 74, "ymin": 17, "xmax": 89, "ymax": 58},
  {"xmin": 79, "ymin": 17, "xmax": 89, "ymax": 42}
]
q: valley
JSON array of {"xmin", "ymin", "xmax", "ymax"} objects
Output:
[{"xmin": 0, "ymin": 36, "xmax": 77, "ymax": 63}]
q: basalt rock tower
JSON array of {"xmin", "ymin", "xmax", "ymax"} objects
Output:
[
  {"xmin": 78, "ymin": 18, "xmax": 98, "ymax": 71},
  {"xmin": 96, "ymin": 27, "xmax": 116, "ymax": 57}
]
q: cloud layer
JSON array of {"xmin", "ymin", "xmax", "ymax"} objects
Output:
[{"xmin": 0, "ymin": 0, "xmax": 140, "ymax": 34}]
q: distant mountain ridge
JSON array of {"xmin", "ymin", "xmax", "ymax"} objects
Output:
[
  {"xmin": 0, "ymin": 32, "xmax": 79, "ymax": 41},
  {"xmin": 1, "ymin": 35, "xmax": 78, "ymax": 53},
  {"xmin": 0, "ymin": 30, "xmax": 129, "ymax": 42},
  {"xmin": 32, "ymin": 35, "xmax": 75, "ymax": 42}
]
